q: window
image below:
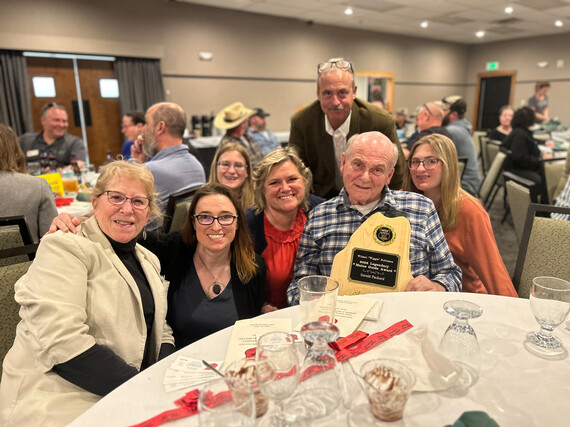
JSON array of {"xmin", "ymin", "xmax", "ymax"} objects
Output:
[
  {"xmin": 32, "ymin": 77, "xmax": 56, "ymax": 97},
  {"xmin": 99, "ymin": 78, "xmax": 119, "ymax": 98}
]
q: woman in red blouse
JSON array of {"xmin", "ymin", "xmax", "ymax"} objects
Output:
[{"xmin": 246, "ymin": 147, "xmax": 323, "ymax": 312}]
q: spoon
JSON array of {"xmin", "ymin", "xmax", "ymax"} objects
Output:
[{"xmin": 202, "ymin": 360, "xmax": 225, "ymax": 378}]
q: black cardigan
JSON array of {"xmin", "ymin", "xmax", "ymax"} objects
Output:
[
  {"xmin": 502, "ymin": 128, "xmax": 541, "ymax": 172},
  {"xmin": 245, "ymin": 194, "xmax": 325, "ymax": 255},
  {"xmin": 140, "ymin": 232, "xmax": 266, "ymax": 322}
]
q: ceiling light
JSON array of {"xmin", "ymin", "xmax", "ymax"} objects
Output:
[
  {"xmin": 476, "ymin": 31, "xmax": 485, "ymax": 38},
  {"xmin": 421, "ymin": 21, "xmax": 428, "ymax": 28},
  {"xmin": 555, "ymin": 20, "xmax": 564, "ymax": 27},
  {"xmin": 505, "ymin": 6, "xmax": 513, "ymax": 14},
  {"xmin": 344, "ymin": 7, "xmax": 353, "ymax": 15}
]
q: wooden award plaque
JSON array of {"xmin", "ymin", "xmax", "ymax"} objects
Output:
[{"xmin": 331, "ymin": 212, "xmax": 413, "ymax": 296}]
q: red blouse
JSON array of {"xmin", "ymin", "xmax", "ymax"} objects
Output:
[{"xmin": 262, "ymin": 209, "xmax": 307, "ymax": 308}]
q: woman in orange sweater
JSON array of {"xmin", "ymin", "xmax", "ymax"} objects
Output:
[{"xmin": 403, "ymin": 133, "xmax": 517, "ymax": 296}]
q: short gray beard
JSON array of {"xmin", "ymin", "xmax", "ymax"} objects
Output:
[{"xmin": 143, "ymin": 139, "xmax": 159, "ymax": 157}]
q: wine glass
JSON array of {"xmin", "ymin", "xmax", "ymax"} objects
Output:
[
  {"xmin": 289, "ymin": 321, "xmax": 347, "ymax": 420},
  {"xmin": 524, "ymin": 276, "xmax": 570, "ymax": 359},
  {"xmin": 438, "ymin": 300, "xmax": 483, "ymax": 390},
  {"xmin": 255, "ymin": 332, "xmax": 299, "ymax": 426},
  {"xmin": 198, "ymin": 377, "xmax": 255, "ymax": 427}
]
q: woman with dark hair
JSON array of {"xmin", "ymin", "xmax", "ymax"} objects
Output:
[
  {"xmin": 403, "ymin": 134, "xmax": 516, "ymax": 296},
  {"xmin": 142, "ymin": 183, "xmax": 266, "ymax": 347},
  {"xmin": 0, "ymin": 124, "xmax": 57, "ymax": 242},
  {"xmin": 502, "ymin": 106, "xmax": 551, "ymax": 202}
]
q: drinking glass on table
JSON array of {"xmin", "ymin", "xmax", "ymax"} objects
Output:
[
  {"xmin": 224, "ymin": 357, "xmax": 268, "ymax": 418},
  {"xmin": 198, "ymin": 377, "xmax": 255, "ymax": 427},
  {"xmin": 524, "ymin": 276, "xmax": 570, "ymax": 359},
  {"xmin": 255, "ymin": 332, "xmax": 299, "ymax": 427},
  {"xmin": 298, "ymin": 275, "xmax": 339, "ymax": 326}
]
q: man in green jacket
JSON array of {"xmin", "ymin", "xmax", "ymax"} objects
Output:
[{"xmin": 288, "ymin": 58, "xmax": 405, "ymax": 199}]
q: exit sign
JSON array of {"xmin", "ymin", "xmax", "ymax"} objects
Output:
[{"xmin": 486, "ymin": 61, "xmax": 499, "ymax": 71}]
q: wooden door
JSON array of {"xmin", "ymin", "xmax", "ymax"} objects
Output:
[
  {"xmin": 474, "ymin": 70, "xmax": 516, "ymax": 131},
  {"xmin": 26, "ymin": 57, "xmax": 123, "ymax": 168}
]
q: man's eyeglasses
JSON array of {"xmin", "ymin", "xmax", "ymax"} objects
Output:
[
  {"xmin": 422, "ymin": 104, "xmax": 433, "ymax": 117},
  {"xmin": 103, "ymin": 191, "xmax": 150, "ymax": 209},
  {"xmin": 193, "ymin": 214, "xmax": 238, "ymax": 226},
  {"xmin": 317, "ymin": 59, "xmax": 354, "ymax": 75},
  {"xmin": 407, "ymin": 158, "xmax": 441, "ymax": 170},
  {"xmin": 217, "ymin": 161, "xmax": 247, "ymax": 171}
]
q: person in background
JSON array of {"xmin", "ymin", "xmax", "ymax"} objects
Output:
[
  {"xmin": 131, "ymin": 102, "xmax": 206, "ymax": 212},
  {"xmin": 395, "ymin": 107, "xmax": 408, "ymax": 131},
  {"xmin": 501, "ymin": 106, "xmax": 551, "ymax": 203},
  {"xmin": 552, "ymin": 176, "xmax": 570, "ymax": 221},
  {"xmin": 208, "ymin": 142, "xmax": 255, "ymax": 211},
  {"xmin": 287, "ymin": 131, "xmax": 462, "ymax": 305},
  {"xmin": 288, "ymin": 57, "xmax": 405, "ymax": 199},
  {"xmin": 528, "ymin": 81, "xmax": 550, "ymax": 123},
  {"xmin": 0, "ymin": 161, "xmax": 174, "ymax": 425},
  {"xmin": 214, "ymin": 102, "xmax": 264, "ymax": 166},
  {"xmin": 120, "ymin": 111, "xmax": 145, "ymax": 160},
  {"xmin": 141, "ymin": 183, "xmax": 266, "ymax": 348},
  {"xmin": 248, "ymin": 108, "xmax": 281, "ymax": 155},
  {"xmin": 19, "ymin": 103, "xmax": 86, "ymax": 169},
  {"xmin": 488, "ymin": 105, "xmax": 514, "ymax": 143},
  {"xmin": 0, "ymin": 124, "xmax": 57, "ymax": 243},
  {"xmin": 246, "ymin": 147, "xmax": 323, "ymax": 313},
  {"xmin": 403, "ymin": 133, "xmax": 517, "ymax": 296}
]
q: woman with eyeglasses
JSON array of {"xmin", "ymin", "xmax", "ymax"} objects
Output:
[
  {"xmin": 246, "ymin": 147, "xmax": 324, "ymax": 313},
  {"xmin": 0, "ymin": 161, "xmax": 175, "ymax": 425},
  {"xmin": 208, "ymin": 142, "xmax": 255, "ymax": 211},
  {"xmin": 141, "ymin": 183, "xmax": 266, "ymax": 347},
  {"xmin": 403, "ymin": 134, "xmax": 517, "ymax": 297}
]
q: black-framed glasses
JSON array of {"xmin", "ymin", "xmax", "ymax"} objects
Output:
[
  {"xmin": 407, "ymin": 158, "xmax": 441, "ymax": 170},
  {"xmin": 216, "ymin": 161, "xmax": 247, "ymax": 171},
  {"xmin": 103, "ymin": 191, "xmax": 150, "ymax": 209},
  {"xmin": 193, "ymin": 214, "xmax": 238, "ymax": 226},
  {"xmin": 317, "ymin": 59, "xmax": 354, "ymax": 75}
]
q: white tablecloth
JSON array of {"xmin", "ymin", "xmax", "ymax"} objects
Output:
[{"xmin": 69, "ymin": 292, "xmax": 570, "ymax": 427}]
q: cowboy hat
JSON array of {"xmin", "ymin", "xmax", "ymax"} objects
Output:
[{"xmin": 214, "ymin": 102, "xmax": 255, "ymax": 129}]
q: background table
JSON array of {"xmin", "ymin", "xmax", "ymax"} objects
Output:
[{"xmin": 69, "ymin": 292, "xmax": 570, "ymax": 427}]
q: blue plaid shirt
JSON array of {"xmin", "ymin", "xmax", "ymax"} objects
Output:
[{"xmin": 287, "ymin": 187, "xmax": 462, "ymax": 305}]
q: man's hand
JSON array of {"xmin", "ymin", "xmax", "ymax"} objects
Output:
[
  {"xmin": 405, "ymin": 275, "xmax": 446, "ymax": 292},
  {"xmin": 130, "ymin": 135, "xmax": 146, "ymax": 163},
  {"xmin": 48, "ymin": 213, "xmax": 82, "ymax": 234},
  {"xmin": 261, "ymin": 303, "xmax": 278, "ymax": 314}
]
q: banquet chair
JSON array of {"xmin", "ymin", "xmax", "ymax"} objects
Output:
[
  {"xmin": 458, "ymin": 156, "xmax": 468, "ymax": 179},
  {"xmin": 479, "ymin": 136, "xmax": 491, "ymax": 175},
  {"xmin": 503, "ymin": 172, "xmax": 538, "ymax": 245},
  {"xmin": 478, "ymin": 150, "xmax": 507, "ymax": 210},
  {"xmin": 163, "ymin": 184, "xmax": 202, "ymax": 233},
  {"xmin": 0, "ymin": 261, "xmax": 31, "ymax": 373},
  {"xmin": 513, "ymin": 203, "xmax": 570, "ymax": 298},
  {"xmin": 486, "ymin": 140, "xmax": 502, "ymax": 170},
  {"xmin": 541, "ymin": 158, "xmax": 565, "ymax": 204},
  {"xmin": 0, "ymin": 216, "xmax": 38, "ymax": 267},
  {"xmin": 472, "ymin": 130, "xmax": 486, "ymax": 160}
]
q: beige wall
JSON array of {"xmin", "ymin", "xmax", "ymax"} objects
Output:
[{"xmin": 1, "ymin": 0, "xmax": 568, "ymax": 130}]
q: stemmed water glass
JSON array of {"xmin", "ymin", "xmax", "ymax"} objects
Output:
[
  {"xmin": 438, "ymin": 300, "xmax": 483, "ymax": 389},
  {"xmin": 255, "ymin": 332, "xmax": 299, "ymax": 426},
  {"xmin": 524, "ymin": 276, "xmax": 570, "ymax": 359}
]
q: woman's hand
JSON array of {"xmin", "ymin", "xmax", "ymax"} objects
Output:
[
  {"xmin": 48, "ymin": 213, "xmax": 82, "ymax": 234},
  {"xmin": 261, "ymin": 303, "xmax": 278, "ymax": 314}
]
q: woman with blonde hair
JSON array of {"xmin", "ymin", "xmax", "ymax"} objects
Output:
[
  {"xmin": 403, "ymin": 133, "xmax": 517, "ymax": 296},
  {"xmin": 247, "ymin": 146, "xmax": 323, "ymax": 312},
  {"xmin": 0, "ymin": 124, "xmax": 57, "ymax": 242},
  {"xmin": 208, "ymin": 142, "xmax": 255, "ymax": 211}
]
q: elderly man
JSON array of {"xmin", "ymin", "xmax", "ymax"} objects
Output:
[
  {"xmin": 20, "ymin": 103, "xmax": 86, "ymax": 168},
  {"xmin": 288, "ymin": 58, "xmax": 405, "ymax": 199},
  {"xmin": 131, "ymin": 102, "xmax": 205, "ymax": 210},
  {"xmin": 441, "ymin": 97, "xmax": 480, "ymax": 195},
  {"xmin": 287, "ymin": 131, "xmax": 461, "ymax": 305}
]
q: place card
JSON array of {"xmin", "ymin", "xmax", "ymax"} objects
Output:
[
  {"xmin": 163, "ymin": 356, "xmax": 223, "ymax": 392},
  {"xmin": 223, "ymin": 318, "xmax": 292, "ymax": 367}
]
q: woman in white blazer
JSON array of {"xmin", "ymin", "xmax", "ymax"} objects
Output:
[{"xmin": 0, "ymin": 161, "xmax": 174, "ymax": 426}]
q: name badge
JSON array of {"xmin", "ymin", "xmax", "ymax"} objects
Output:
[{"xmin": 27, "ymin": 149, "xmax": 40, "ymax": 158}]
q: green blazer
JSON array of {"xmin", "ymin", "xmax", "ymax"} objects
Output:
[{"xmin": 288, "ymin": 98, "xmax": 405, "ymax": 198}]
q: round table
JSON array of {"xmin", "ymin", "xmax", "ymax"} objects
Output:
[{"xmin": 69, "ymin": 292, "xmax": 570, "ymax": 426}]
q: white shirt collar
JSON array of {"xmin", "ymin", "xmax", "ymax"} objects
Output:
[{"xmin": 325, "ymin": 111, "xmax": 352, "ymax": 137}]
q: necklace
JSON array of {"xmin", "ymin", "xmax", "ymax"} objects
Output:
[{"xmin": 196, "ymin": 251, "xmax": 224, "ymax": 297}]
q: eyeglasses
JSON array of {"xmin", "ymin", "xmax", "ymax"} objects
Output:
[
  {"xmin": 103, "ymin": 191, "xmax": 150, "ymax": 209},
  {"xmin": 193, "ymin": 214, "xmax": 238, "ymax": 226},
  {"xmin": 422, "ymin": 104, "xmax": 433, "ymax": 116},
  {"xmin": 317, "ymin": 59, "xmax": 354, "ymax": 75},
  {"xmin": 407, "ymin": 158, "xmax": 441, "ymax": 170},
  {"xmin": 349, "ymin": 160, "xmax": 388, "ymax": 177},
  {"xmin": 217, "ymin": 161, "xmax": 247, "ymax": 171}
]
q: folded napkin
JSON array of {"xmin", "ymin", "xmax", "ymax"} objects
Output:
[
  {"xmin": 349, "ymin": 324, "xmax": 461, "ymax": 392},
  {"xmin": 444, "ymin": 411, "xmax": 500, "ymax": 427}
]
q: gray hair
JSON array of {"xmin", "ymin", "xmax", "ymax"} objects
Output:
[{"xmin": 346, "ymin": 132, "xmax": 399, "ymax": 169}]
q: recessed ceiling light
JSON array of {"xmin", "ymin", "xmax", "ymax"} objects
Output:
[
  {"xmin": 505, "ymin": 6, "xmax": 513, "ymax": 14},
  {"xmin": 344, "ymin": 7, "xmax": 353, "ymax": 16},
  {"xmin": 421, "ymin": 21, "xmax": 428, "ymax": 28},
  {"xmin": 555, "ymin": 20, "xmax": 564, "ymax": 27},
  {"xmin": 476, "ymin": 30, "xmax": 485, "ymax": 38}
]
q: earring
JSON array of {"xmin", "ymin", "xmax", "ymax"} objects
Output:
[{"xmin": 142, "ymin": 227, "xmax": 147, "ymax": 240}]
